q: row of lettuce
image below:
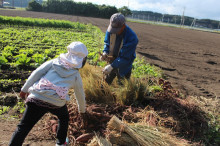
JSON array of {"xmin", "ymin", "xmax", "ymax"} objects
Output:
[{"xmin": 0, "ymin": 15, "xmax": 162, "ymax": 78}]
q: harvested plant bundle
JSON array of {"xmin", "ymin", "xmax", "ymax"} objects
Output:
[
  {"xmin": 87, "ymin": 133, "xmax": 112, "ymax": 146},
  {"xmin": 107, "ymin": 116, "xmax": 189, "ymax": 146}
]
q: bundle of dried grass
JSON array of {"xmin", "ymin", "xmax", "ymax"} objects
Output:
[
  {"xmin": 107, "ymin": 116, "xmax": 190, "ymax": 146},
  {"xmin": 107, "ymin": 130, "xmax": 138, "ymax": 146},
  {"xmin": 114, "ymin": 77, "xmax": 149, "ymax": 105},
  {"xmin": 80, "ymin": 64, "xmax": 115, "ymax": 104},
  {"xmin": 87, "ymin": 133, "xmax": 112, "ymax": 146},
  {"xmin": 80, "ymin": 64, "xmax": 153, "ymax": 105}
]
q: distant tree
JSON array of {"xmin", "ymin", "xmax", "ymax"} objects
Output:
[
  {"xmin": 45, "ymin": 0, "xmax": 60, "ymax": 13},
  {"xmin": 0, "ymin": 0, "xmax": 3, "ymax": 7},
  {"xmin": 84, "ymin": 3, "xmax": 99, "ymax": 17},
  {"xmin": 26, "ymin": 0, "xmax": 42, "ymax": 11},
  {"xmin": 118, "ymin": 6, "xmax": 131, "ymax": 16},
  {"xmin": 98, "ymin": 5, "xmax": 118, "ymax": 18},
  {"xmin": 34, "ymin": 0, "xmax": 117, "ymax": 19}
]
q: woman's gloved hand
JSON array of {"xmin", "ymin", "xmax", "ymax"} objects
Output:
[{"xmin": 103, "ymin": 64, "xmax": 113, "ymax": 75}]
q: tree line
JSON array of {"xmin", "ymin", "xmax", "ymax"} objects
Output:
[
  {"xmin": 130, "ymin": 11, "xmax": 220, "ymax": 29},
  {"xmin": 27, "ymin": 0, "xmax": 118, "ymax": 19}
]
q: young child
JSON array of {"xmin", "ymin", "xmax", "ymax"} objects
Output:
[{"xmin": 9, "ymin": 41, "xmax": 88, "ymax": 146}]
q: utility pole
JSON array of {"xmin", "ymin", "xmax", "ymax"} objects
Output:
[
  {"xmin": 174, "ymin": 16, "xmax": 177, "ymax": 24},
  {"xmin": 180, "ymin": 7, "xmax": 185, "ymax": 26},
  {"xmin": 217, "ymin": 21, "xmax": 220, "ymax": 29},
  {"xmin": 191, "ymin": 18, "xmax": 196, "ymax": 27}
]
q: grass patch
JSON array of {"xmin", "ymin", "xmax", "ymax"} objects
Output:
[{"xmin": 0, "ymin": 15, "xmax": 86, "ymax": 29}]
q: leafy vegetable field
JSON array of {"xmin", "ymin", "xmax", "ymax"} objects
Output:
[
  {"xmin": 0, "ymin": 23, "xmax": 102, "ymax": 69},
  {"xmin": 0, "ymin": 16, "xmax": 104, "ymax": 93}
]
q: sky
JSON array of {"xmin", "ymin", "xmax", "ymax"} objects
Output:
[{"xmin": 74, "ymin": 0, "xmax": 220, "ymax": 21}]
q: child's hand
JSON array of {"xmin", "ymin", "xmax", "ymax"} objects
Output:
[{"xmin": 20, "ymin": 91, "xmax": 28, "ymax": 100}]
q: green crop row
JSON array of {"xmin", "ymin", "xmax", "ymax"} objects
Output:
[{"xmin": 0, "ymin": 15, "xmax": 86, "ymax": 30}]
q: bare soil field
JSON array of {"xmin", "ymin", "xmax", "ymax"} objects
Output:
[{"xmin": 1, "ymin": 9, "xmax": 220, "ymax": 98}]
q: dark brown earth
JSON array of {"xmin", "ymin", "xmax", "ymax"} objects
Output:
[
  {"xmin": 1, "ymin": 9, "xmax": 220, "ymax": 98},
  {"xmin": 0, "ymin": 117, "xmax": 55, "ymax": 146}
]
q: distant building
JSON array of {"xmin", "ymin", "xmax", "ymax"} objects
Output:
[{"xmin": 4, "ymin": 2, "xmax": 10, "ymax": 5}]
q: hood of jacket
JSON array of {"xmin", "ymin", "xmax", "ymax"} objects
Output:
[{"xmin": 52, "ymin": 58, "xmax": 78, "ymax": 78}]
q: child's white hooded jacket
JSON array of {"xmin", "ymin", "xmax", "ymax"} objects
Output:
[{"xmin": 21, "ymin": 42, "xmax": 88, "ymax": 113}]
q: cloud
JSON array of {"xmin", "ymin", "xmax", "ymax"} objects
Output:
[
  {"xmin": 129, "ymin": 0, "xmax": 220, "ymax": 20},
  {"xmin": 74, "ymin": 0, "xmax": 220, "ymax": 20}
]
